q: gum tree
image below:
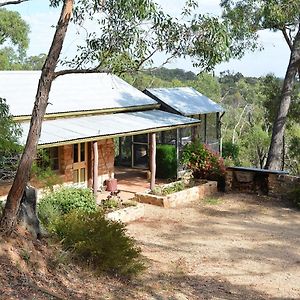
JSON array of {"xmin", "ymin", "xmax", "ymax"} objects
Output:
[{"xmin": 221, "ymin": 0, "xmax": 300, "ymax": 170}]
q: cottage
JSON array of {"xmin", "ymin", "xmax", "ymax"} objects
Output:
[{"xmin": 1, "ymin": 71, "xmax": 218, "ymax": 196}]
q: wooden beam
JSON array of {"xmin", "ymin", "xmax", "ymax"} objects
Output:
[
  {"xmin": 93, "ymin": 141, "xmax": 99, "ymax": 196},
  {"xmin": 87, "ymin": 142, "xmax": 93, "ymax": 188},
  {"xmin": 149, "ymin": 133, "xmax": 156, "ymax": 190},
  {"xmin": 176, "ymin": 128, "xmax": 180, "ymax": 179}
]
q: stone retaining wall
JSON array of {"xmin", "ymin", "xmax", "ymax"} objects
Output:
[
  {"xmin": 105, "ymin": 203, "xmax": 145, "ymax": 223},
  {"xmin": 268, "ymin": 174, "xmax": 300, "ymax": 198},
  {"xmin": 135, "ymin": 181, "xmax": 218, "ymax": 208}
]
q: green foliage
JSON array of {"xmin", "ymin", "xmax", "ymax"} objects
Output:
[
  {"xmin": 147, "ymin": 67, "xmax": 197, "ymax": 81},
  {"xmin": 62, "ymin": 0, "xmax": 233, "ymax": 74},
  {"xmin": 0, "ymin": 8, "xmax": 29, "ymax": 52},
  {"xmin": 38, "ymin": 187, "xmax": 97, "ymax": 230},
  {"xmin": 0, "ymin": 97, "xmax": 22, "ymax": 181},
  {"xmin": 181, "ymin": 141, "xmax": 225, "ymax": 180},
  {"xmin": 55, "ymin": 210, "xmax": 145, "ymax": 277},
  {"xmin": 156, "ymin": 144, "xmax": 177, "ymax": 179},
  {"xmin": 31, "ymin": 149, "xmax": 62, "ymax": 191},
  {"xmin": 0, "ymin": 97, "xmax": 21, "ymax": 153},
  {"xmin": 222, "ymin": 141, "xmax": 239, "ymax": 162},
  {"xmin": 203, "ymin": 197, "xmax": 222, "ymax": 205},
  {"xmin": 151, "ymin": 181, "xmax": 185, "ymax": 196}
]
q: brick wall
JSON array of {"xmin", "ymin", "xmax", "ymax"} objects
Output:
[
  {"xmin": 60, "ymin": 144, "xmax": 73, "ymax": 182},
  {"xmin": 0, "ymin": 139, "xmax": 115, "ymax": 198}
]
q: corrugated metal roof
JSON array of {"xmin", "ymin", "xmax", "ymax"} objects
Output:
[
  {"xmin": 19, "ymin": 110, "xmax": 200, "ymax": 147},
  {"xmin": 145, "ymin": 87, "xmax": 224, "ymax": 116},
  {"xmin": 0, "ymin": 71, "xmax": 157, "ymax": 117}
]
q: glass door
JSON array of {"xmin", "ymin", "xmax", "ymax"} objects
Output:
[
  {"xmin": 73, "ymin": 142, "xmax": 87, "ymax": 183},
  {"xmin": 132, "ymin": 134, "xmax": 149, "ymax": 168}
]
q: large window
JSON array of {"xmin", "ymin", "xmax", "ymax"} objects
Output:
[{"xmin": 37, "ymin": 147, "xmax": 59, "ymax": 171}]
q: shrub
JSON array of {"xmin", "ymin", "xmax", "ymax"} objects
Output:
[
  {"xmin": 38, "ymin": 187, "xmax": 97, "ymax": 230},
  {"xmin": 151, "ymin": 181, "xmax": 185, "ymax": 196},
  {"xmin": 156, "ymin": 144, "xmax": 177, "ymax": 179},
  {"xmin": 181, "ymin": 141, "xmax": 225, "ymax": 181},
  {"xmin": 55, "ymin": 210, "xmax": 145, "ymax": 277},
  {"xmin": 222, "ymin": 141, "xmax": 239, "ymax": 161}
]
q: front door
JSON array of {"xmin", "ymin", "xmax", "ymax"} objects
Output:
[{"xmin": 73, "ymin": 142, "xmax": 87, "ymax": 183}]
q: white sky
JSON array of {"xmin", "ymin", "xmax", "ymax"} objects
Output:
[{"xmin": 7, "ymin": 0, "xmax": 290, "ymax": 78}]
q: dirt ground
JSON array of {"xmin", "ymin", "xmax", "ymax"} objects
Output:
[
  {"xmin": 126, "ymin": 193, "xmax": 300, "ymax": 299},
  {"xmin": 0, "ymin": 193, "xmax": 300, "ymax": 300}
]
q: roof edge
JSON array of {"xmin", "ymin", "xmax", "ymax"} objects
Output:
[{"xmin": 14, "ymin": 103, "xmax": 161, "ymax": 122}]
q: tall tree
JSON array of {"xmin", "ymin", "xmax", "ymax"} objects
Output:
[
  {"xmin": 221, "ymin": 0, "xmax": 300, "ymax": 170},
  {"xmin": 0, "ymin": 0, "xmax": 74, "ymax": 235}
]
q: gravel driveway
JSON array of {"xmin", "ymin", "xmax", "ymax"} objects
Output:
[{"xmin": 126, "ymin": 193, "xmax": 300, "ymax": 299}]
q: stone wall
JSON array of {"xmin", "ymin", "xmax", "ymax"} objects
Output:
[
  {"xmin": 268, "ymin": 174, "xmax": 300, "ymax": 198},
  {"xmin": 0, "ymin": 138, "xmax": 115, "ymax": 198},
  {"xmin": 226, "ymin": 168, "xmax": 300, "ymax": 198}
]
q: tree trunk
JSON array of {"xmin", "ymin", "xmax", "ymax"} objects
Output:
[
  {"xmin": 265, "ymin": 29, "xmax": 300, "ymax": 170},
  {"xmin": 93, "ymin": 141, "xmax": 99, "ymax": 196},
  {"xmin": 0, "ymin": 0, "xmax": 74, "ymax": 236},
  {"xmin": 149, "ymin": 133, "xmax": 156, "ymax": 190}
]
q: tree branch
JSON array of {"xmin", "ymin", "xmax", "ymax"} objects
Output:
[
  {"xmin": 0, "ymin": 0, "xmax": 28, "ymax": 7},
  {"xmin": 281, "ymin": 27, "xmax": 293, "ymax": 51},
  {"xmin": 53, "ymin": 66, "xmax": 110, "ymax": 79}
]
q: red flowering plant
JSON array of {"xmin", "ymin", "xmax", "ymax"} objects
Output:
[{"xmin": 181, "ymin": 141, "xmax": 225, "ymax": 181}]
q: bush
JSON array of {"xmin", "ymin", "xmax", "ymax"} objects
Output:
[
  {"xmin": 181, "ymin": 141, "xmax": 225, "ymax": 181},
  {"xmin": 55, "ymin": 210, "xmax": 145, "ymax": 277},
  {"xmin": 38, "ymin": 187, "xmax": 97, "ymax": 230},
  {"xmin": 156, "ymin": 144, "xmax": 177, "ymax": 179},
  {"xmin": 222, "ymin": 141, "xmax": 239, "ymax": 162}
]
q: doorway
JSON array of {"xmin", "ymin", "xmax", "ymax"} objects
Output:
[
  {"xmin": 73, "ymin": 142, "xmax": 87, "ymax": 183},
  {"xmin": 116, "ymin": 134, "xmax": 149, "ymax": 169}
]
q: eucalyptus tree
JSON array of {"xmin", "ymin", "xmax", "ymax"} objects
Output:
[
  {"xmin": 0, "ymin": 0, "xmax": 234, "ymax": 236},
  {"xmin": 221, "ymin": 0, "xmax": 300, "ymax": 170},
  {"xmin": 0, "ymin": 7, "xmax": 29, "ymax": 66}
]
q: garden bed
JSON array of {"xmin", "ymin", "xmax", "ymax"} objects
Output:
[
  {"xmin": 105, "ymin": 201, "xmax": 145, "ymax": 223},
  {"xmin": 135, "ymin": 180, "xmax": 218, "ymax": 208}
]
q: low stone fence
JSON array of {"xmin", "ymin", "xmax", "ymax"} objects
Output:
[{"xmin": 226, "ymin": 166, "xmax": 300, "ymax": 198}]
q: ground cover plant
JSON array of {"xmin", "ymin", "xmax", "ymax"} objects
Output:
[
  {"xmin": 38, "ymin": 187, "xmax": 97, "ymax": 232},
  {"xmin": 151, "ymin": 181, "xmax": 186, "ymax": 196},
  {"xmin": 38, "ymin": 187, "xmax": 144, "ymax": 277}
]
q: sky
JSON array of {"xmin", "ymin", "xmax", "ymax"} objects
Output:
[{"xmin": 6, "ymin": 0, "xmax": 291, "ymax": 78}]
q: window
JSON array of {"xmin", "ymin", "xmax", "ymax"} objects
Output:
[{"xmin": 37, "ymin": 147, "xmax": 59, "ymax": 171}]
